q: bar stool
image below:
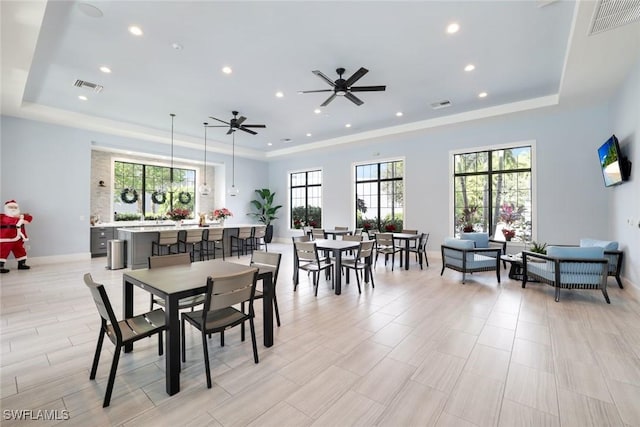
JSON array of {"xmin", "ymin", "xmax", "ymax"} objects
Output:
[
  {"xmin": 251, "ymin": 225, "xmax": 268, "ymax": 252},
  {"xmin": 151, "ymin": 230, "xmax": 179, "ymax": 256},
  {"xmin": 230, "ymin": 227, "xmax": 253, "ymax": 258},
  {"xmin": 178, "ymin": 229, "xmax": 205, "ymax": 262},
  {"xmin": 201, "ymin": 227, "xmax": 225, "ymax": 260}
]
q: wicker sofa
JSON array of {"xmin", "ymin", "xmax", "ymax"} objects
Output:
[
  {"xmin": 522, "ymin": 246, "xmax": 610, "ymax": 303},
  {"xmin": 440, "ymin": 238, "xmax": 502, "ymax": 284}
]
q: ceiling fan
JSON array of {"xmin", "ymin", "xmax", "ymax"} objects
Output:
[
  {"xmin": 299, "ymin": 67, "xmax": 386, "ymax": 107},
  {"xmin": 207, "ymin": 111, "xmax": 266, "ymax": 135}
]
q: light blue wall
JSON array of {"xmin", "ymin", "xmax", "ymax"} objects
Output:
[
  {"xmin": 0, "ymin": 116, "xmax": 269, "ymax": 258},
  {"xmin": 269, "ymin": 103, "xmax": 613, "ymax": 253},
  {"xmin": 610, "ymin": 57, "xmax": 640, "ymax": 284}
]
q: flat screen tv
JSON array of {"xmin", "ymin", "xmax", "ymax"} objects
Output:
[{"xmin": 598, "ymin": 135, "xmax": 631, "ymax": 187}]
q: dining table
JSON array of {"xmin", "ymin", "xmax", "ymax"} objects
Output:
[
  {"xmin": 122, "ymin": 259, "xmax": 273, "ymax": 396},
  {"xmin": 391, "ymin": 232, "xmax": 421, "ymax": 270},
  {"xmin": 323, "ymin": 229, "xmax": 353, "ymax": 240},
  {"xmin": 313, "ymin": 238, "xmax": 361, "ymax": 295}
]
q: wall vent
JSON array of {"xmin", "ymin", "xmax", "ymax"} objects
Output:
[
  {"xmin": 73, "ymin": 79, "xmax": 104, "ymax": 93},
  {"xmin": 430, "ymin": 100, "xmax": 452, "ymax": 110},
  {"xmin": 589, "ymin": 0, "xmax": 640, "ymax": 35}
]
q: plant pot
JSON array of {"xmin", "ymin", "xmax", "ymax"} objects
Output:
[{"xmin": 265, "ymin": 224, "xmax": 274, "ymax": 243}]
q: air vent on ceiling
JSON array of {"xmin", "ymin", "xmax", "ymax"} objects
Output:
[
  {"xmin": 73, "ymin": 79, "xmax": 103, "ymax": 93},
  {"xmin": 430, "ymin": 100, "xmax": 452, "ymax": 110},
  {"xmin": 589, "ymin": 0, "xmax": 640, "ymax": 36}
]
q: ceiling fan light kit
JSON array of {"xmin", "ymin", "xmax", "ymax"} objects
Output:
[{"xmin": 300, "ymin": 67, "xmax": 386, "ymax": 107}]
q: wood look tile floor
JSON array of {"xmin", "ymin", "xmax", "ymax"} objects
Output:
[{"xmin": 2, "ymin": 243, "xmax": 640, "ymax": 426}]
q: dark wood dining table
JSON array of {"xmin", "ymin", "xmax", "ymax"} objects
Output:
[
  {"xmin": 313, "ymin": 239, "xmax": 360, "ymax": 295},
  {"xmin": 122, "ymin": 259, "xmax": 273, "ymax": 396}
]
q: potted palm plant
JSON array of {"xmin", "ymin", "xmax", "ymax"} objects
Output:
[{"xmin": 248, "ymin": 188, "xmax": 282, "ymax": 243}]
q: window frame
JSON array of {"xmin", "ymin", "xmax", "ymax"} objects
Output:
[
  {"xmin": 288, "ymin": 168, "xmax": 323, "ymax": 229},
  {"xmin": 449, "ymin": 141, "xmax": 537, "ymax": 245}
]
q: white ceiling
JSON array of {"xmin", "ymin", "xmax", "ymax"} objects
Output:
[{"xmin": 2, "ymin": 1, "xmax": 639, "ymax": 160}]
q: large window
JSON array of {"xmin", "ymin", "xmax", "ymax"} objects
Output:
[
  {"xmin": 355, "ymin": 160, "xmax": 404, "ymax": 232},
  {"xmin": 453, "ymin": 146, "xmax": 532, "ymax": 242},
  {"xmin": 114, "ymin": 161, "xmax": 195, "ymax": 220},
  {"xmin": 290, "ymin": 170, "xmax": 322, "ymax": 229}
]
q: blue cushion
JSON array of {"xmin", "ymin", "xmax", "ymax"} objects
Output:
[
  {"xmin": 579, "ymin": 238, "xmax": 618, "ymax": 251},
  {"xmin": 547, "ymin": 246, "xmax": 604, "ymax": 259},
  {"xmin": 444, "ymin": 238, "xmax": 474, "ymax": 250},
  {"xmin": 460, "ymin": 232, "xmax": 489, "ymax": 248}
]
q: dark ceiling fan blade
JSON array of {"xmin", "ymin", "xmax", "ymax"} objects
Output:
[
  {"xmin": 205, "ymin": 125, "xmax": 228, "ymax": 128},
  {"xmin": 238, "ymin": 127, "xmax": 257, "ymax": 135},
  {"xmin": 350, "ymin": 85, "xmax": 386, "ymax": 92},
  {"xmin": 312, "ymin": 70, "xmax": 336, "ymax": 87},
  {"xmin": 209, "ymin": 116, "xmax": 230, "ymax": 125},
  {"xmin": 241, "ymin": 124, "xmax": 266, "ymax": 128},
  {"xmin": 235, "ymin": 116, "xmax": 247, "ymax": 126},
  {"xmin": 226, "ymin": 128, "xmax": 234, "ymax": 135},
  {"xmin": 345, "ymin": 67, "xmax": 369, "ymax": 87},
  {"xmin": 299, "ymin": 89, "xmax": 333, "ymax": 93},
  {"xmin": 320, "ymin": 93, "xmax": 337, "ymax": 107},
  {"xmin": 345, "ymin": 92, "xmax": 364, "ymax": 106}
]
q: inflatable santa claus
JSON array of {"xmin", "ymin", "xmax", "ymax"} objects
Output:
[{"xmin": 0, "ymin": 200, "xmax": 33, "ymax": 273}]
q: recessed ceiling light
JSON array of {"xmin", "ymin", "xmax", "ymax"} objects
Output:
[
  {"xmin": 314, "ymin": 108, "xmax": 321, "ymax": 114},
  {"xmin": 128, "ymin": 25, "xmax": 143, "ymax": 36},
  {"xmin": 275, "ymin": 91, "xmax": 284, "ymax": 98},
  {"xmin": 478, "ymin": 91, "xmax": 488, "ymax": 98},
  {"xmin": 99, "ymin": 66, "xmax": 111, "ymax": 73},
  {"xmin": 171, "ymin": 43, "xmax": 183, "ymax": 50},
  {"xmin": 446, "ymin": 22, "xmax": 460, "ymax": 34},
  {"xmin": 345, "ymin": 123, "xmax": 352, "ymax": 128},
  {"xmin": 396, "ymin": 112, "xmax": 403, "ymax": 117},
  {"xmin": 78, "ymin": 95, "xmax": 88, "ymax": 101},
  {"xmin": 306, "ymin": 133, "xmax": 312, "ymax": 137},
  {"xmin": 464, "ymin": 64, "xmax": 475, "ymax": 72},
  {"xmin": 222, "ymin": 66, "xmax": 232, "ymax": 74},
  {"xmin": 267, "ymin": 142, "xmax": 273, "ymax": 146}
]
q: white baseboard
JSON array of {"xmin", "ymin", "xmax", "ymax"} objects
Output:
[{"xmin": 2, "ymin": 253, "xmax": 91, "ymax": 268}]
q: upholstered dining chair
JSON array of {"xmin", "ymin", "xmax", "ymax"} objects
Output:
[
  {"xmin": 181, "ymin": 269, "xmax": 259, "ymax": 388},
  {"xmin": 84, "ymin": 273, "xmax": 166, "ymax": 407},
  {"xmin": 148, "ymin": 253, "xmax": 204, "ymax": 311}
]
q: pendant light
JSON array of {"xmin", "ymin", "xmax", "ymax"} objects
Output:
[
  {"xmin": 228, "ymin": 130, "xmax": 240, "ymax": 197},
  {"xmin": 198, "ymin": 122, "xmax": 211, "ymax": 196},
  {"xmin": 167, "ymin": 113, "xmax": 179, "ymax": 193}
]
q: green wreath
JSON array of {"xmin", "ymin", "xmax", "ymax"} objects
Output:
[
  {"xmin": 151, "ymin": 190, "xmax": 166, "ymax": 205},
  {"xmin": 178, "ymin": 191, "xmax": 192, "ymax": 205},
  {"xmin": 120, "ymin": 188, "xmax": 138, "ymax": 204}
]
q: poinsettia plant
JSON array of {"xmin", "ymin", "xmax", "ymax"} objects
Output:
[
  {"xmin": 213, "ymin": 208, "xmax": 233, "ymax": 220},
  {"xmin": 166, "ymin": 208, "xmax": 191, "ymax": 220}
]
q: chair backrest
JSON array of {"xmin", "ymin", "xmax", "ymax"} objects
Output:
[
  {"xmin": 253, "ymin": 226, "xmax": 266, "ymax": 238},
  {"xmin": 208, "ymin": 227, "xmax": 224, "ymax": 241},
  {"xmin": 418, "ymin": 233, "xmax": 430, "ymax": 250},
  {"xmin": 205, "ymin": 269, "xmax": 258, "ymax": 312},
  {"xmin": 358, "ymin": 240, "xmax": 375, "ymax": 259},
  {"xmin": 342, "ymin": 234, "xmax": 363, "ymax": 243},
  {"xmin": 157, "ymin": 230, "xmax": 179, "ymax": 245},
  {"xmin": 237, "ymin": 227, "xmax": 253, "ymax": 239},
  {"xmin": 460, "ymin": 232, "xmax": 489, "ymax": 248},
  {"xmin": 148, "ymin": 252, "xmax": 191, "ymax": 268},
  {"xmin": 334, "ymin": 226, "xmax": 349, "ymax": 230},
  {"xmin": 402, "ymin": 229, "xmax": 418, "ymax": 234},
  {"xmin": 353, "ymin": 228, "xmax": 363, "ymax": 236},
  {"xmin": 184, "ymin": 228, "xmax": 204, "ymax": 243},
  {"xmin": 295, "ymin": 241, "xmax": 320, "ymax": 263},
  {"xmin": 376, "ymin": 233, "xmax": 395, "ymax": 247},
  {"xmin": 250, "ymin": 251, "xmax": 282, "ymax": 284},
  {"xmin": 292, "ymin": 235, "xmax": 311, "ymax": 243},
  {"xmin": 84, "ymin": 273, "xmax": 120, "ymax": 339},
  {"xmin": 311, "ymin": 228, "xmax": 326, "ymax": 239}
]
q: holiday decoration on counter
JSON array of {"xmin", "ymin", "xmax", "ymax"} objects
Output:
[{"xmin": 0, "ymin": 200, "xmax": 33, "ymax": 273}]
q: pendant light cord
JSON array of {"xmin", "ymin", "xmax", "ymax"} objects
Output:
[
  {"xmin": 170, "ymin": 113, "xmax": 175, "ymax": 186},
  {"xmin": 203, "ymin": 122, "xmax": 208, "ymax": 184},
  {"xmin": 232, "ymin": 131, "xmax": 235, "ymax": 187}
]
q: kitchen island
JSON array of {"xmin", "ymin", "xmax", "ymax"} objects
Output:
[{"xmin": 116, "ymin": 224, "xmax": 258, "ymax": 269}]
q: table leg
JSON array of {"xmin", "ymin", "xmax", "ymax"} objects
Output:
[
  {"xmin": 262, "ymin": 272, "xmax": 274, "ymax": 347},
  {"xmin": 334, "ymin": 250, "xmax": 343, "ymax": 295},
  {"xmin": 123, "ymin": 279, "xmax": 134, "ymax": 353},
  {"xmin": 165, "ymin": 296, "xmax": 181, "ymax": 395},
  {"xmin": 404, "ymin": 240, "xmax": 410, "ymax": 270}
]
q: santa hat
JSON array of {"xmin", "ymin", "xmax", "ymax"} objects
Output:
[{"xmin": 5, "ymin": 200, "xmax": 17, "ymax": 206}]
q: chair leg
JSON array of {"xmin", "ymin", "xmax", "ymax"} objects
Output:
[
  {"xmin": 201, "ymin": 331, "xmax": 212, "ymax": 389},
  {"xmin": 555, "ymin": 287, "xmax": 561, "ymax": 302},
  {"xmin": 602, "ymin": 288, "xmax": 611, "ymax": 304},
  {"xmin": 369, "ymin": 265, "xmax": 375, "ymax": 288},
  {"xmin": 158, "ymin": 330, "xmax": 163, "ymax": 356},
  {"xmin": 90, "ymin": 329, "xmax": 105, "ymax": 380},
  {"xmin": 241, "ymin": 301, "xmax": 246, "ymax": 341},
  {"xmin": 103, "ymin": 345, "xmax": 121, "ymax": 407},
  {"xmin": 273, "ymin": 296, "xmax": 281, "ymax": 327},
  {"xmin": 355, "ymin": 268, "xmax": 362, "ymax": 294},
  {"xmin": 181, "ymin": 317, "xmax": 186, "ymax": 362},
  {"xmin": 314, "ymin": 271, "xmax": 320, "ymax": 296},
  {"xmin": 615, "ymin": 275, "xmax": 624, "ymax": 289},
  {"xmin": 249, "ymin": 317, "xmax": 259, "ymax": 364}
]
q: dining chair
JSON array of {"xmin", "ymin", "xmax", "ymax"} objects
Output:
[
  {"xmin": 200, "ymin": 227, "xmax": 225, "ymax": 260},
  {"xmin": 178, "ymin": 229, "xmax": 205, "ymax": 262},
  {"xmin": 292, "ymin": 235, "xmax": 311, "ymax": 284},
  {"xmin": 84, "ymin": 273, "xmax": 166, "ymax": 407},
  {"xmin": 294, "ymin": 241, "xmax": 334, "ymax": 296},
  {"xmin": 341, "ymin": 234, "xmax": 363, "ymax": 258},
  {"xmin": 408, "ymin": 232, "xmax": 430, "ymax": 269},
  {"xmin": 334, "ymin": 226, "xmax": 349, "ymax": 230},
  {"xmin": 230, "ymin": 227, "xmax": 253, "ymax": 258},
  {"xmin": 148, "ymin": 253, "xmax": 205, "ymax": 311},
  {"xmin": 375, "ymin": 232, "xmax": 402, "ymax": 270},
  {"xmin": 311, "ymin": 228, "xmax": 326, "ymax": 240},
  {"xmin": 151, "ymin": 230, "xmax": 179, "ymax": 256},
  {"xmin": 342, "ymin": 240, "xmax": 375, "ymax": 293},
  {"xmin": 181, "ymin": 269, "xmax": 259, "ymax": 388},
  {"xmin": 248, "ymin": 251, "xmax": 282, "ymax": 326}
]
